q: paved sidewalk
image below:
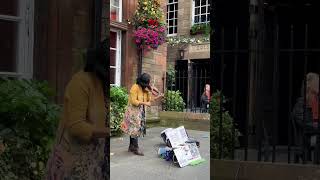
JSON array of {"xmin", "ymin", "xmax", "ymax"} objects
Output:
[{"xmin": 110, "ymin": 127, "xmax": 210, "ymax": 180}]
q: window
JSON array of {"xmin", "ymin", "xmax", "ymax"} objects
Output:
[
  {"xmin": 192, "ymin": 0, "xmax": 210, "ymax": 25},
  {"xmin": 110, "ymin": 0, "xmax": 122, "ymax": 22},
  {"xmin": 110, "ymin": 30, "xmax": 121, "ymax": 86},
  {"xmin": 0, "ymin": 0, "xmax": 34, "ymax": 78},
  {"xmin": 166, "ymin": 0, "xmax": 178, "ymax": 36}
]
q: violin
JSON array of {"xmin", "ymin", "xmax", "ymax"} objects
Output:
[{"xmin": 147, "ymin": 85, "xmax": 164, "ymax": 96}]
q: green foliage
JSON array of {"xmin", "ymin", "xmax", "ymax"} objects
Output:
[
  {"xmin": 210, "ymin": 91, "xmax": 240, "ymax": 159},
  {"xmin": 166, "ymin": 35, "xmax": 210, "ymax": 47},
  {"xmin": 163, "ymin": 90, "xmax": 185, "ymax": 112},
  {"xmin": 130, "ymin": 0, "xmax": 166, "ymax": 28},
  {"xmin": 190, "ymin": 23, "xmax": 211, "ymax": 36},
  {"xmin": 110, "ymin": 86, "xmax": 128, "ymax": 136},
  {"xmin": 0, "ymin": 78, "xmax": 61, "ymax": 179},
  {"xmin": 166, "ymin": 65, "xmax": 176, "ymax": 87}
]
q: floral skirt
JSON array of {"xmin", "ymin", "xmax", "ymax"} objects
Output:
[
  {"xmin": 121, "ymin": 105, "xmax": 146, "ymax": 137},
  {"xmin": 45, "ymin": 139, "xmax": 108, "ymax": 180}
]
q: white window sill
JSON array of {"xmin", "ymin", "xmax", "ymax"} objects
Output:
[{"xmin": 0, "ymin": 72, "xmax": 23, "ymax": 78}]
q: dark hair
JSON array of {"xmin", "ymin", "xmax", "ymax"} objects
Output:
[
  {"xmin": 136, "ymin": 73, "xmax": 151, "ymax": 89},
  {"xmin": 85, "ymin": 39, "xmax": 109, "ymax": 176},
  {"xmin": 84, "ymin": 39, "xmax": 108, "ymax": 82}
]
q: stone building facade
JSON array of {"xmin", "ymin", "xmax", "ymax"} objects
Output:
[
  {"xmin": 166, "ymin": 0, "xmax": 211, "ymax": 109},
  {"xmin": 107, "ymin": 0, "xmax": 168, "ymax": 119},
  {"xmin": 107, "ymin": 0, "xmax": 167, "ymax": 92}
]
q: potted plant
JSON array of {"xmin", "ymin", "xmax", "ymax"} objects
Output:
[{"xmin": 190, "ymin": 23, "xmax": 211, "ymax": 36}]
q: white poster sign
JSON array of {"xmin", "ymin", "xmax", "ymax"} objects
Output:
[{"xmin": 164, "ymin": 126, "xmax": 201, "ymax": 167}]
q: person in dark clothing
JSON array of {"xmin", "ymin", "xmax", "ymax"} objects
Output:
[
  {"xmin": 292, "ymin": 73, "xmax": 319, "ymax": 162},
  {"xmin": 201, "ymin": 84, "xmax": 210, "ymax": 113}
]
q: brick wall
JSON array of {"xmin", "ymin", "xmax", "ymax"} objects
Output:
[
  {"xmin": 166, "ymin": 0, "xmax": 193, "ymax": 67},
  {"xmin": 129, "ymin": 0, "xmax": 168, "ymax": 96},
  {"xmin": 177, "ymin": 0, "xmax": 192, "ymax": 35}
]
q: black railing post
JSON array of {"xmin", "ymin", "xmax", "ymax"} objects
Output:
[
  {"xmin": 219, "ymin": 26, "xmax": 225, "ymax": 159},
  {"xmin": 232, "ymin": 26, "xmax": 239, "ymax": 160},
  {"xmin": 302, "ymin": 24, "xmax": 308, "ymax": 164},
  {"xmin": 272, "ymin": 23, "xmax": 280, "ymax": 163},
  {"xmin": 288, "ymin": 24, "xmax": 294, "ymax": 164}
]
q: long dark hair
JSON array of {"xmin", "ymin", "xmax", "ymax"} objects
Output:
[
  {"xmin": 136, "ymin": 73, "xmax": 151, "ymax": 90},
  {"xmin": 84, "ymin": 39, "xmax": 108, "ymax": 82},
  {"xmin": 84, "ymin": 39, "xmax": 109, "ymax": 178}
]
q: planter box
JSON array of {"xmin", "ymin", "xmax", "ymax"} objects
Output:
[
  {"xmin": 211, "ymin": 159, "xmax": 320, "ymax": 180},
  {"xmin": 159, "ymin": 111, "xmax": 210, "ymax": 121},
  {"xmin": 190, "ymin": 29, "xmax": 206, "ymax": 35}
]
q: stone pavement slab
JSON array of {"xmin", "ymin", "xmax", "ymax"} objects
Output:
[{"xmin": 110, "ymin": 127, "xmax": 210, "ymax": 180}]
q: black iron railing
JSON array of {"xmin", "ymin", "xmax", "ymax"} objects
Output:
[
  {"xmin": 213, "ymin": 23, "xmax": 320, "ymax": 165},
  {"xmin": 164, "ymin": 60, "xmax": 211, "ymax": 113}
]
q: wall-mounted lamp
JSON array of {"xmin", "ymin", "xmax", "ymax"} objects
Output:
[{"xmin": 179, "ymin": 49, "xmax": 185, "ymax": 60}]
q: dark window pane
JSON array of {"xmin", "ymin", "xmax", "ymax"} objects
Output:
[
  {"xmin": 207, "ymin": 6, "xmax": 210, "ymax": 13},
  {"xmin": 169, "ymin": 12, "xmax": 174, "ymax": 19},
  {"xmin": 201, "ymin": 15, "xmax": 206, "ymax": 22},
  {"xmin": 169, "ymin": 20, "xmax": 173, "ymax": 26},
  {"xmin": 110, "ymin": 31, "xmax": 117, "ymax": 48},
  {"xmin": 195, "ymin": 0, "xmax": 200, "ymax": 6},
  {"xmin": 195, "ymin": 8, "xmax": 200, "ymax": 15},
  {"xmin": 0, "ymin": 0, "xmax": 18, "ymax": 16},
  {"xmin": 0, "ymin": 20, "xmax": 17, "ymax": 72},
  {"xmin": 175, "ymin": 4, "xmax": 178, "ymax": 11},
  {"xmin": 174, "ymin": 19, "xmax": 178, "ymax": 25},
  {"xmin": 170, "ymin": 4, "xmax": 174, "ymax": 11},
  {"xmin": 110, "ymin": 50, "xmax": 116, "ymax": 66},
  {"xmin": 166, "ymin": 12, "xmax": 168, "ymax": 20},
  {"xmin": 201, "ymin": 7, "xmax": 206, "ymax": 13},
  {"xmin": 201, "ymin": 0, "xmax": 206, "ymax": 6},
  {"xmin": 195, "ymin": 16, "xmax": 200, "ymax": 23},
  {"xmin": 174, "ymin": 0, "xmax": 178, "ymax": 2},
  {"xmin": 174, "ymin": 27, "xmax": 177, "ymax": 33},
  {"xmin": 169, "ymin": 0, "xmax": 173, "ymax": 3},
  {"xmin": 110, "ymin": 68, "xmax": 116, "ymax": 84},
  {"xmin": 169, "ymin": 27, "xmax": 173, "ymax": 34},
  {"xmin": 207, "ymin": 15, "xmax": 210, "ymax": 22},
  {"xmin": 174, "ymin": 11, "xmax": 178, "ymax": 18}
]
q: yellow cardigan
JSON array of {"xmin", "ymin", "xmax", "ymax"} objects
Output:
[
  {"xmin": 128, "ymin": 84, "xmax": 152, "ymax": 106},
  {"xmin": 58, "ymin": 71, "xmax": 106, "ymax": 143}
]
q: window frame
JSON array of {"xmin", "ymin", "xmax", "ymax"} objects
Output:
[
  {"xmin": 110, "ymin": 0, "xmax": 122, "ymax": 23},
  {"xmin": 166, "ymin": 0, "xmax": 178, "ymax": 37},
  {"xmin": 110, "ymin": 29, "xmax": 122, "ymax": 86},
  {"xmin": 191, "ymin": 0, "xmax": 210, "ymax": 25},
  {"xmin": 0, "ymin": 0, "xmax": 34, "ymax": 79}
]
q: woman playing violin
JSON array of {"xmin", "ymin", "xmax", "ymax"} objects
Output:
[{"xmin": 121, "ymin": 73, "xmax": 163, "ymax": 156}]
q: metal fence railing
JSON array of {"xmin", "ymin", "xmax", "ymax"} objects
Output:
[
  {"xmin": 164, "ymin": 60, "xmax": 211, "ymax": 113},
  {"xmin": 213, "ymin": 23, "xmax": 320, "ymax": 165}
]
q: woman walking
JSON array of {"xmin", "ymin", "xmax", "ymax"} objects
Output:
[
  {"xmin": 121, "ymin": 73, "xmax": 163, "ymax": 156},
  {"xmin": 45, "ymin": 40, "xmax": 109, "ymax": 180}
]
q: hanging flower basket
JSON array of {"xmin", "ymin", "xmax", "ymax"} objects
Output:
[
  {"xmin": 133, "ymin": 22, "xmax": 166, "ymax": 50},
  {"xmin": 130, "ymin": 0, "xmax": 167, "ymax": 50}
]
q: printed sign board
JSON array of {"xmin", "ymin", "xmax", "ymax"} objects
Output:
[{"xmin": 164, "ymin": 126, "xmax": 202, "ymax": 167}]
